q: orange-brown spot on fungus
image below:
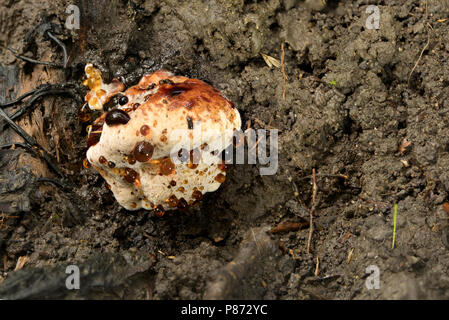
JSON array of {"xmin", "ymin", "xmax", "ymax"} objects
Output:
[
  {"xmin": 130, "ymin": 202, "xmax": 137, "ymax": 208},
  {"xmin": 178, "ymin": 187, "xmax": 185, "ymax": 192},
  {"xmin": 160, "ymin": 135, "xmax": 167, "ymax": 143}
]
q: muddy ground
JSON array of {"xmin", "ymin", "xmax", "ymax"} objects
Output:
[{"xmin": 0, "ymin": 0, "xmax": 448, "ymax": 299}]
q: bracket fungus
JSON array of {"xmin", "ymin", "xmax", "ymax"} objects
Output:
[{"xmin": 82, "ymin": 64, "xmax": 241, "ymax": 215}]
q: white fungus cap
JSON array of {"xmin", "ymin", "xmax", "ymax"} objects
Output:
[{"xmin": 84, "ymin": 67, "xmax": 241, "ymax": 213}]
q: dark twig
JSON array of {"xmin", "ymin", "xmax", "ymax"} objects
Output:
[
  {"xmin": 0, "ymin": 142, "xmax": 31, "ymax": 149},
  {"xmin": 46, "ymin": 31, "xmax": 68, "ymax": 68},
  {"xmin": 0, "ymin": 88, "xmax": 41, "ymax": 108},
  {"xmin": 2, "ymin": 45, "xmax": 63, "ymax": 68},
  {"xmin": 9, "ymin": 86, "xmax": 77, "ymax": 121},
  {"xmin": 298, "ymin": 173, "xmax": 348, "ymax": 181},
  {"xmin": 0, "ymin": 107, "xmax": 65, "ymax": 178},
  {"xmin": 0, "ymin": 83, "xmax": 82, "ymax": 121},
  {"xmin": 36, "ymin": 177, "xmax": 69, "ymax": 191}
]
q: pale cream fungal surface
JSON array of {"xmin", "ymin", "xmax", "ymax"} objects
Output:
[{"xmin": 83, "ymin": 65, "xmax": 241, "ymax": 213}]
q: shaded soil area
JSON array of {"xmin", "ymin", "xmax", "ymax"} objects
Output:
[{"xmin": 1, "ymin": 0, "xmax": 449, "ymax": 299}]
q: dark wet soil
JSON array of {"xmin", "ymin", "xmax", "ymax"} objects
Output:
[{"xmin": 1, "ymin": 0, "xmax": 449, "ymax": 299}]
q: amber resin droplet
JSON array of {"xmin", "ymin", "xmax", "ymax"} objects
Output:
[
  {"xmin": 215, "ymin": 173, "xmax": 226, "ymax": 183},
  {"xmin": 160, "ymin": 158, "xmax": 175, "ymax": 175},
  {"xmin": 154, "ymin": 204, "xmax": 165, "ymax": 217},
  {"xmin": 124, "ymin": 168, "xmax": 139, "ymax": 183},
  {"xmin": 105, "ymin": 109, "xmax": 130, "ymax": 126},
  {"xmin": 133, "ymin": 141, "xmax": 154, "ymax": 162}
]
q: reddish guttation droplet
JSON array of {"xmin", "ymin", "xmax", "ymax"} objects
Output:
[
  {"xmin": 140, "ymin": 125, "xmax": 150, "ymax": 136},
  {"xmin": 124, "ymin": 168, "xmax": 139, "ymax": 183},
  {"xmin": 168, "ymin": 195, "xmax": 179, "ymax": 208},
  {"xmin": 126, "ymin": 154, "xmax": 136, "ymax": 165},
  {"xmin": 87, "ymin": 132, "xmax": 101, "ymax": 148},
  {"xmin": 105, "ymin": 109, "xmax": 130, "ymax": 126},
  {"xmin": 133, "ymin": 141, "xmax": 154, "ymax": 162},
  {"xmin": 218, "ymin": 162, "xmax": 229, "ymax": 172},
  {"xmin": 160, "ymin": 158, "xmax": 175, "ymax": 175},
  {"xmin": 170, "ymin": 180, "xmax": 177, "ymax": 186},
  {"xmin": 78, "ymin": 104, "xmax": 92, "ymax": 122},
  {"xmin": 187, "ymin": 150, "xmax": 199, "ymax": 169},
  {"xmin": 154, "ymin": 204, "xmax": 165, "ymax": 217},
  {"xmin": 177, "ymin": 197, "xmax": 188, "ymax": 210},
  {"xmin": 108, "ymin": 161, "xmax": 116, "ymax": 168},
  {"xmin": 83, "ymin": 158, "xmax": 92, "ymax": 168},
  {"xmin": 215, "ymin": 173, "xmax": 226, "ymax": 183},
  {"xmin": 99, "ymin": 156, "xmax": 107, "ymax": 164},
  {"xmin": 192, "ymin": 190, "xmax": 203, "ymax": 201}
]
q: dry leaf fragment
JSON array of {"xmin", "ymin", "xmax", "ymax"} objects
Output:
[
  {"xmin": 14, "ymin": 256, "xmax": 29, "ymax": 271},
  {"xmin": 261, "ymin": 53, "xmax": 281, "ymax": 69},
  {"xmin": 398, "ymin": 138, "xmax": 412, "ymax": 154}
]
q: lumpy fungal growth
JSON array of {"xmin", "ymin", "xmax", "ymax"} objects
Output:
[{"xmin": 83, "ymin": 65, "xmax": 241, "ymax": 212}]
